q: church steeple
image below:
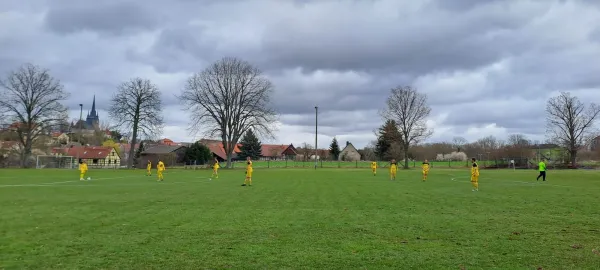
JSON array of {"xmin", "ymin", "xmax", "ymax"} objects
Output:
[
  {"xmin": 84, "ymin": 95, "xmax": 100, "ymax": 130},
  {"xmin": 90, "ymin": 95, "xmax": 97, "ymax": 117}
]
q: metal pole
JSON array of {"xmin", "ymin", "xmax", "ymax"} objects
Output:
[
  {"xmin": 78, "ymin": 104, "xmax": 83, "ymax": 143},
  {"xmin": 77, "ymin": 104, "xmax": 83, "ymax": 164},
  {"xmin": 314, "ymin": 106, "xmax": 318, "ymax": 170}
]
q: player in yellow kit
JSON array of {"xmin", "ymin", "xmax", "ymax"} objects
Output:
[
  {"xmin": 370, "ymin": 161, "xmax": 377, "ymax": 176},
  {"xmin": 389, "ymin": 159, "xmax": 397, "ymax": 181},
  {"xmin": 470, "ymin": 157, "xmax": 479, "ymax": 191},
  {"xmin": 422, "ymin": 159, "xmax": 430, "ymax": 181},
  {"xmin": 211, "ymin": 158, "xmax": 220, "ymax": 179},
  {"xmin": 146, "ymin": 160, "xmax": 152, "ymax": 176},
  {"xmin": 78, "ymin": 160, "xmax": 88, "ymax": 181},
  {"xmin": 242, "ymin": 156, "xmax": 253, "ymax": 186},
  {"xmin": 157, "ymin": 160, "xmax": 165, "ymax": 181}
]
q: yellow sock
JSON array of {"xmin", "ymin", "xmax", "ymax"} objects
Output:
[
  {"xmin": 248, "ymin": 179, "xmax": 252, "ymax": 185},
  {"xmin": 79, "ymin": 173, "xmax": 84, "ymax": 179}
]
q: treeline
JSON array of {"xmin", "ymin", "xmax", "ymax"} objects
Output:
[{"xmin": 2, "ymin": 60, "xmax": 599, "ymax": 168}]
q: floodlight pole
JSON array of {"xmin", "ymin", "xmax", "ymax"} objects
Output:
[
  {"xmin": 314, "ymin": 106, "xmax": 318, "ymax": 170},
  {"xmin": 77, "ymin": 104, "xmax": 83, "ymax": 167}
]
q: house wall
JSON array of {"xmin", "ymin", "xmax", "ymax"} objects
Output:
[
  {"xmin": 138, "ymin": 148, "xmax": 187, "ymax": 168},
  {"xmin": 339, "ymin": 148, "xmax": 361, "ymax": 161}
]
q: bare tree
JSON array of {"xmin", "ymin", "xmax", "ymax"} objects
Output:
[
  {"xmin": 452, "ymin": 136, "xmax": 468, "ymax": 152},
  {"xmin": 0, "ymin": 64, "xmax": 69, "ymax": 167},
  {"xmin": 179, "ymin": 57, "xmax": 277, "ymax": 168},
  {"xmin": 381, "ymin": 86, "xmax": 432, "ymax": 169},
  {"xmin": 507, "ymin": 134, "xmax": 530, "ymax": 147},
  {"xmin": 546, "ymin": 92, "xmax": 600, "ymax": 166},
  {"xmin": 109, "ymin": 78, "xmax": 163, "ymax": 168}
]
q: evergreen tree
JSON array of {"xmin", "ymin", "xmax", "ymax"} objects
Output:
[
  {"xmin": 184, "ymin": 142, "xmax": 212, "ymax": 164},
  {"xmin": 329, "ymin": 137, "xmax": 341, "ymax": 160},
  {"xmin": 134, "ymin": 141, "xmax": 144, "ymax": 167},
  {"xmin": 375, "ymin": 120, "xmax": 403, "ymax": 160},
  {"xmin": 238, "ymin": 129, "xmax": 262, "ymax": 159}
]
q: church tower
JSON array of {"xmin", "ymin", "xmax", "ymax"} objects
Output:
[{"xmin": 85, "ymin": 95, "xmax": 100, "ymax": 129}]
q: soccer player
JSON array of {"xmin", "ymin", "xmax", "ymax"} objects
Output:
[
  {"xmin": 470, "ymin": 157, "xmax": 479, "ymax": 191},
  {"xmin": 422, "ymin": 159, "xmax": 430, "ymax": 181},
  {"xmin": 211, "ymin": 158, "xmax": 220, "ymax": 179},
  {"xmin": 146, "ymin": 160, "xmax": 152, "ymax": 176},
  {"xmin": 389, "ymin": 159, "xmax": 397, "ymax": 181},
  {"xmin": 536, "ymin": 158, "xmax": 547, "ymax": 181},
  {"xmin": 78, "ymin": 160, "xmax": 88, "ymax": 181},
  {"xmin": 157, "ymin": 159, "xmax": 165, "ymax": 181},
  {"xmin": 242, "ymin": 156, "xmax": 253, "ymax": 186},
  {"xmin": 371, "ymin": 161, "xmax": 377, "ymax": 176}
]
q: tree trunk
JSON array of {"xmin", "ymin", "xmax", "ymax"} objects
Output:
[
  {"xmin": 403, "ymin": 143, "xmax": 410, "ymax": 169},
  {"xmin": 570, "ymin": 149, "xmax": 577, "ymax": 167},
  {"xmin": 128, "ymin": 118, "xmax": 139, "ymax": 169},
  {"xmin": 21, "ymin": 139, "xmax": 32, "ymax": 168}
]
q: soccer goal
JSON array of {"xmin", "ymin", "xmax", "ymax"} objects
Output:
[{"xmin": 36, "ymin": 155, "xmax": 75, "ymax": 169}]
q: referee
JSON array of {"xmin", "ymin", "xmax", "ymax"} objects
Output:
[{"xmin": 536, "ymin": 158, "xmax": 547, "ymax": 181}]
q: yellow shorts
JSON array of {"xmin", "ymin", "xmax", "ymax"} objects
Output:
[
  {"xmin": 471, "ymin": 176, "xmax": 478, "ymax": 182},
  {"xmin": 423, "ymin": 170, "xmax": 428, "ymax": 174},
  {"xmin": 390, "ymin": 170, "xmax": 397, "ymax": 175},
  {"xmin": 246, "ymin": 170, "xmax": 253, "ymax": 177}
]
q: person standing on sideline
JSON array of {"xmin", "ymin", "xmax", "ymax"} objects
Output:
[{"xmin": 536, "ymin": 159, "xmax": 547, "ymax": 181}]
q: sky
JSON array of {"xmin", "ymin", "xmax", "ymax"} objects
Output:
[{"xmin": 1, "ymin": 0, "xmax": 599, "ymax": 149}]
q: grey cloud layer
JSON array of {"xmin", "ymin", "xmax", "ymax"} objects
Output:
[{"xmin": 1, "ymin": 0, "xmax": 599, "ymax": 147}]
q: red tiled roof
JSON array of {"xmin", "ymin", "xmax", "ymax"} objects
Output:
[
  {"xmin": 53, "ymin": 146, "xmax": 115, "ymax": 159},
  {"xmin": 117, "ymin": 143, "xmax": 140, "ymax": 152},
  {"xmin": 159, "ymin": 138, "xmax": 177, "ymax": 145},
  {"xmin": 201, "ymin": 141, "xmax": 241, "ymax": 159},
  {"xmin": 261, "ymin": 144, "xmax": 297, "ymax": 157}
]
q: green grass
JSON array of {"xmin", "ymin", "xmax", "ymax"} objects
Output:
[{"xmin": 1, "ymin": 168, "xmax": 599, "ymax": 269}]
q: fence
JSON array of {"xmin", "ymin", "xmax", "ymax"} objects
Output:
[{"xmin": 224, "ymin": 159, "xmax": 506, "ymax": 169}]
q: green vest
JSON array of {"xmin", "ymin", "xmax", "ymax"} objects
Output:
[{"xmin": 539, "ymin": 162, "xmax": 546, "ymax": 171}]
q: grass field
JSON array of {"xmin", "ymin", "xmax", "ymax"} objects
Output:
[{"xmin": 1, "ymin": 168, "xmax": 599, "ymax": 269}]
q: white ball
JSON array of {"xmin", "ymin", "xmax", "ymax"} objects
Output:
[
  {"xmin": 208, "ymin": 178, "xmax": 212, "ymax": 181},
  {"xmin": 87, "ymin": 177, "xmax": 91, "ymax": 180}
]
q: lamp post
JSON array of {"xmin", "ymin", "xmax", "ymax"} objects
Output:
[
  {"xmin": 78, "ymin": 104, "xmax": 83, "ymax": 144},
  {"xmin": 314, "ymin": 106, "xmax": 318, "ymax": 170},
  {"xmin": 77, "ymin": 104, "xmax": 83, "ymax": 166}
]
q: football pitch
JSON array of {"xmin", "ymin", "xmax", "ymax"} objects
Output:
[{"xmin": 1, "ymin": 168, "xmax": 599, "ymax": 269}]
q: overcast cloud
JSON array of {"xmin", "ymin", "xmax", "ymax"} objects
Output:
[{"xmin": 1, "ymin": 0, "xmax": 599, "ymax": 148}]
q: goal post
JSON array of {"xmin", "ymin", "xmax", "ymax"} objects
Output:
[{"xmin": 36, "ymin": 155, "xmax": 75, "ymax": 169}]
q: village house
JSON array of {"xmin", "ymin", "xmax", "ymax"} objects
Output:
[
  {"xmin": 260, "ymin": 144, "xmax": 298, "ymax": 160},
  {"xmin": 52, "ymin": 146, "xmax": 121, "ymax": 168},
  {"xmin": 339, "ymin": 142, "xmax": 361, "ymax": 161},
  {"xmin": 139, "ymin": 145, "xmax": 188, "ymax": 168}
]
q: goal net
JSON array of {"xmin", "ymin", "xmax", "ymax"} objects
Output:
[{"xmin": 36, "ymin": 155, "xmax": 75, "ymax": 169}]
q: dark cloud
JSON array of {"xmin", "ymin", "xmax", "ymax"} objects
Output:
[
  {"xmin": 44, "ymin": 1, "xmax": 160, "ymax": 35},
  {"xmin": 2, "ymin": 0, "xmax": 600, "ymax": 148}
]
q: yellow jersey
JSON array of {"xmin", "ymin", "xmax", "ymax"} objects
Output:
[
  {"xmin": 390, "ymin": 162, "xmax": 397, "ymax": 171},
  {"xmin": 147, "ymin": 162, "xmax": 152, "ymax": 170},
  {"xmin": 471, "ymin": 162, "xmax": 479, "ymax": 176},
  {"xmin": 213, "ymin": 161, "xmax": 220, "ymax": 169},
  {"xmin": 371, "ymin": 162, "xmax": 377, "ymax": 169},
  {"xmin": 246, "ymin": 160, "xmax": 253, "ymax": 172},
  {"xmin": 422, "ymin": 162, "xmax": 429, "ymax": 171},
  {"xmin": 157, "ymin": 161, "xmax": 165, "ymax": 171},
  {"xmin": 79, "ymin": 163, "xmax": 88, "ymax": 172}
]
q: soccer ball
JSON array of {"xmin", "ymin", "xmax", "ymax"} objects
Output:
[
  {"xmin": 87, "ymin": 177, "xmax": 91, "ymax": 180},
  {"xmin": 208, "ymin": 178, "xmax": 212, "ymax": 181}
]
